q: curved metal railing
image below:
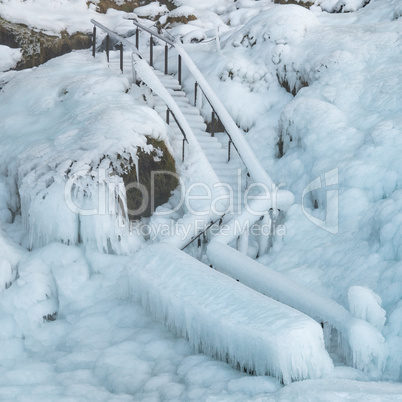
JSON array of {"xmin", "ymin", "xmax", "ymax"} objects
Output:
[{"xmin": 90, "ymin": 19, "xmax": 190, "ymax": 160}]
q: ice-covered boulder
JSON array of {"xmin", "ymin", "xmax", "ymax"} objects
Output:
[{"xmin": 0, "ymin": 52, "xmax": 178, "ymax": 253}]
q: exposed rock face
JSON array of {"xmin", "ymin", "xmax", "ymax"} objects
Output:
[
  {"xmin": 0, "ymin": 18, "xmax": 92, "ymax": 70},
  {"xmin": 120, "ymin": 137, "xmax": 178, "ymax": 220},
  {"xmin": 87, "ymin": 0, "xmax": 176, "ymax": 14},
  {"xmin": 161, "ymin": 14, "xmax": 197, "ymax": 28},
  {"xmin": 87, "ymin": 0, "xmax": 139, "ymax": 13},
  {"xmin": 273, "ymin": 0, "xmax": 314, "ymax": 9}
]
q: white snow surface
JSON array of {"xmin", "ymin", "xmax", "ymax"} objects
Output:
[
  {"xmin": 348, "ymin": 286, "xmax": 387, "ymax": 332},
  {"xmin": 0, "ymin": 0, "xmax": 402, "ymax": 399},
  {"xmin": 0, "ymin": 45, "xmax": 22, "ymax": 72},
  {"xmin": 0, "ymin": 51, "xmax": 169, "ymax": 253},
  {"xmin": 129, "ymin": 243, "xmax": 334, "ymax": 385},
  {"xmin": 134, "ymin": 2, "xmax": 168, "ymax": 19},
  {"xmin": 0, "ymin": 243, "xmax": 288, "ymax": 401},
  {"xmin": 181, "ymin": 0, "xmax": 402, "ymax": 382}
]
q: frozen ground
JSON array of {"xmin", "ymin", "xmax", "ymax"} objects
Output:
[{"xmin": 0, "ymin": 0, "xmax": 402, "ymax": 400}]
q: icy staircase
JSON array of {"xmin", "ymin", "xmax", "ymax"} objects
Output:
[
  {"xmin": 90, "ymin": 20, "xmax": 387, "ymax": 382},
  {"xmin": 152, "ymin": 70, "xmax": 246, "ymax": 216}
]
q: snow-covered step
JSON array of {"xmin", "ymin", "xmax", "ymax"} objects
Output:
[{"xmin": 147, "ymin": 68, "xmax": 247, "ymax": 222}]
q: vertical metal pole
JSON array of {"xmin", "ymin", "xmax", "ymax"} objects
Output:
[
  {"xmin": 136, "ymin": 27, "xmax": 139, "ymax": 49},
  {"xmin": 150, "ymin": 35, "xmax": 153, "ymax": 67},
  {"xmin": 131, "ymin": 53, "xmax": 136, "ymax": 84},
  {"xmin": 237, "ymin": 230, "xmax": 249, "ymax": 254},
  {"xmin": 182, "ymin": 139, "xmax": 185, "ymax": 162},
  {"xmin": 178, "ymin": 55, "xmax": 182, "ymax": 85},
  {"xmin": 228, "ymin": 138, "xmax": 232, "ymax": 162},
  {"xmin": 120, "ymin": 43, "xmax": 123, "ymax": 73},
  {"xmin": 166, "ymin": 108, "xmax": 170, "ymax": 124},
  {"xmin": 92, "ymin": 26, "xmax": 96, "ymax": 57},
  {"xmin": 165, "ymin": 44, "xmax": 168, "ymax": 75},
  {"xmin": 211, "ymin": 111, "xmax": 215, "ymax": 137},
  {"xmin": 106, "ymin": 34, "xmax": 109, "ymax": 63},
  {"xmin": 194, "ymin": 82, "xmax": 198, "ymax": 107}
]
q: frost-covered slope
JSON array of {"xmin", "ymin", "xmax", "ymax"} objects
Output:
[
  {"xmin": 0, "ymin": 51, "xmax": 170, "ymax": 253},
  {"xmin": 0, "ymin": 0, "xmax": 402, "ymax": 399},
  {"xmin": 181, "ymin": 0, "xmax": 402, "ymax": 381}
]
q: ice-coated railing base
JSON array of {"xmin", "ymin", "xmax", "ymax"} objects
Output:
[
  {"xmin": 128, "ymin": 243, "xmax": 333, "ymax": 384},
  {"xmin": 207, "ymin": 242, "xmax": 388, "ymax": 378}
]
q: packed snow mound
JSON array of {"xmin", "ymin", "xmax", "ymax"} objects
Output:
[
  {"xmin": 317, "ymin": 0, "xmax": 369, "ymax": 13},
  {"xmin": 134, "ymin": 2, "xmax": 169, "ymax": 19},
  {"xmin": 228, "ymin": 5, "xmax": 319, "ymax": 49},
  {"xmin": 0, "ymin": 0, "xmax": 98, "ymax": 35},
  {"xmin": 348, "ymin": 286, "xmax": 386, "ymax": 331},
  {"xmin": 0, "ymin": 231, "xmax": 26, "ymax": 292},
  {"xmin": 129, "ymin": 243, "xmax": 334, "ymax": 384},
  {"xmin": 171, "ymin": 0, "xmax": 236, "ymax": 15},
  {"xmin": 0, "ymin": 51, "xmax": 170, "ymax": 253},
  {"xmin": 0, "ymin": 45, "xmax": 22, "ymax": 72}
]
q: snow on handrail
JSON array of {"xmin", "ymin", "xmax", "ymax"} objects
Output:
[
  {"xmin": 206, "ymin": 242, "xmax": 388, "ymax": 377},
  {"xmin": 90, "ymin": 19, "xmax": 229, "ymax": 249},
  {"xmin": 90, "ymin": 19, "xmax": 190, "ymax": 148},
  {"xmin": 90, "ymin": 19, "xmax": 140, "ymax": 54},
  {"xmin": 126, "ymin": 15, "xmax": 175, "ymax": 46},
  {"xmin": 126, "ymin": 19, "xmax": 295, "ymax": 211}
]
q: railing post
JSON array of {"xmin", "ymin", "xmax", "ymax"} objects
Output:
[
  {"xmin": 106, "ymin": 34, "xmax": 109, "ymax": 63},
  {"xmin": 150, "ymin": 35, "xmax": 153, "ymax": 67},
  {"xmin": 228, "ymin": 137, "xmax": 232, "ymax": 162},
  {"xmin": 182, "ymin": 138, "xmax": 185, "ymax": 162},
  {"xmin": 120, "ymin": 43, "xmax": 123, "ymax": 73},
  {"xmin": 165, "ymin": 44, "xmax": 168, "ymax": 74},
  {"xmin": 237, "ymin": 230, "xmax": 249, "ymax": 255},
  {"xmin": 166, "ymin": 108, "xmax": 170, "ymax": 124},
  {"xmin": 131, "ymin": 53, "xmax": 137, "ymax": 84},
  {"xmin": 178, "ymin": 55, "xmax": 182, "ymax": 85},
  {"xmin": 211, "ymin": 111, "xmax": 215, "ymax": 137},
  {"xmin": 258, "ymin": 214, "xmax": 271, "ymax": 257},
  {"xmin": 194, "ymin": 82, "xmax": 198, "ymax": 107},
  {"xmin": 136, "ymin": 27, "xmax": 139, "ymax": 49},
  {"xmin": 92, "ymin": 26, "xmax": 96, "ymax": 57}
]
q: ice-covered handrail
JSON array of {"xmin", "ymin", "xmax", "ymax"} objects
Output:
[
  {"xmin": 90, "ymin": 19, "xmax": 140, "ymax": 55},
  {"xmin": 127, "ymin": 19, "xmax": 295, "ymax": 210},
  {"xmin": 90, "ymin": 19, "xmax": 229, "ymax": 249},
  {"xmin": 90, "ymin": 19, "xmax": 191, "ymax": 150},
  {"xmin": 173, "ymin": 45, "xmax": 275, "ymax": 187},
  {"xmin": 206, "ymin": 242, "xmax": 388, "ymax": 377},
  {"xmin": 126, "ymin": 15, "xmax": 175, "ymax": 46}
]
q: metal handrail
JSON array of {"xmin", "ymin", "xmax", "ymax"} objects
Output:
[
  {"xmin": 90, "ymin": 19, "xmax": 140, "ymax": 54},
  {"xmin": 181, "ymin": 214, "xmax": 226, "ymax": 251},
  {"xmin": 126, "ymin": 15, "xmax": 175, "ymax": 46},
  {"xmin": 127, "ymin": 18, "xmax": 245, "ymax": 165},
  {"xmin": 90, "ymin": 19, "xmax": 190, "ymax": 160}
]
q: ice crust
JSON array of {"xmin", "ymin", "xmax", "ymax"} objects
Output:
[
  {"xmin": 0, "ymin": 52, "xmax": 170, "ymax": 253},
  {"xmin": 207, "ymin": 242, "xmax": 388, "ymax": 378},
  {"xmin": 130, "ymin": 243, "xmax": 334, "ymax": 385},
  {"xmin": 0, "ymin": 0, "xmax": 401, "ymax": 397}
]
